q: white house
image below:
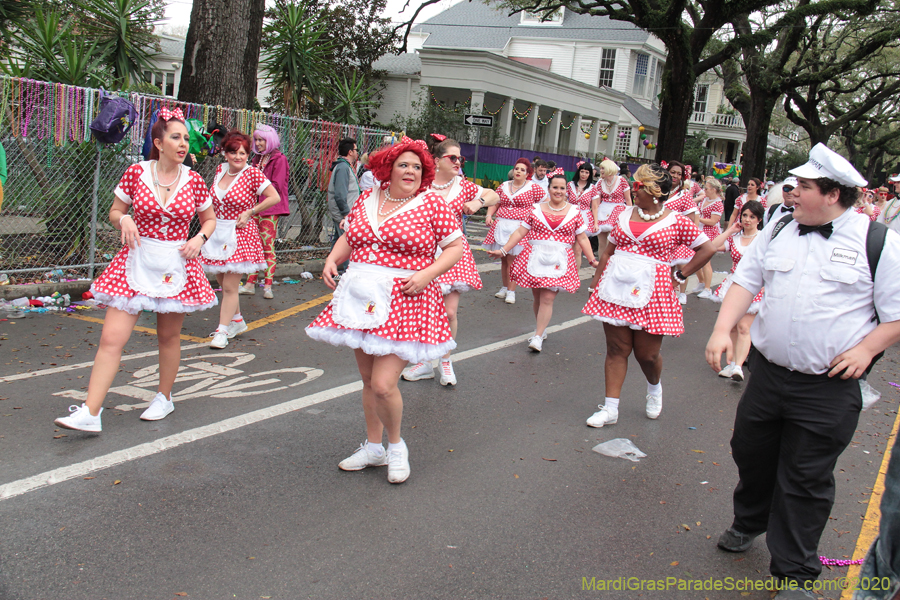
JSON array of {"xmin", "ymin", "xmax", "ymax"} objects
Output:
[{"xmin": 374, "ymin": 0, "xmax": 747, "ymax": 163}]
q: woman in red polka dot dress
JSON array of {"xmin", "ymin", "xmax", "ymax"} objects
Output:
[
  {"xmin": 695, "ymin": 177, "xmax": 726, "ymax": 299},
  {"xmin": 54, "ymin": 108, "xmax": 218, "ymax": 433},
  {"xmin": 306, "ymin": 137, "xmax": 464, "ymax": 484},
  {"xmin": 727, "ymin": 177, "xmax": 767, "ymax": 229},
  {"xmin": 402, "ymin": 136, "xmax": 500, "ymax": 386},
  {"xmin": 592, "ymin": 159, "xmax": 632, "ymax": 258},
  {"xmin": 567, "ymin": 161, "xmax": 596, "ymax": 269},
  {"xmin": 483, "ymin": 158, "xmax": 547, "ymax": 304},
  {"xmin": 200, "ymin": 130, "xmax": 281, "ymax": 350},
  {"xmin": 663, "ymin": 161, "xmax": 701, "ymax": 304},
  {"xmin": 489, "ymin": 173, "xmax": 597, "ymax": 352},
  {"xmin": 583, "ymin": 164, "xmax": 716, "ymax": 429}
]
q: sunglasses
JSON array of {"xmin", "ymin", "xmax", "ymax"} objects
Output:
[
  {"xmin": 782, "ymin": 185, "xmax": 794, "ymax": 193},
  {"xmin": 443, "ymin": 155, "xmax": 462, "ymax": 164},
  {"xmin": 631, "ymin": 181, "xmax": 646, "ymax": 193}
]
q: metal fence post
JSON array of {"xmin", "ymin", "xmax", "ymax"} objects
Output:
[{"xmin": 88, "ymin": 145, "xmax": 101, "ymax": 280}]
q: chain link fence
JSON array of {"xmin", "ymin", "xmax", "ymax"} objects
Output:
[{"xmin": 0, "ymin": 76, "xmax": 392, "ymax": 283}]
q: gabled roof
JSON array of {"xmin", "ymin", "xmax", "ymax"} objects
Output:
[
  {"xmin": 155, "ymin": 34, "xmax": 186, "ymax": 61},
  {"xmin": 621, "ymin": 97, "xmax": 660, "ymax": 129},
  {"xmin": 373, "ymin": 52, "xmax": 422, "ymax": 76},
  {"xmin": 413, "ymin": 0, "xmax": 651, "ymax": 49}
]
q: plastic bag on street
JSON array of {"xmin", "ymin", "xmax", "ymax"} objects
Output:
[
  {"xmin": 860, "ymin": 379, "xmax": 881, "ymax": 411},
  {"xmin": 593, "ymin": 438, "xmax": 647, "ymax": 462}
]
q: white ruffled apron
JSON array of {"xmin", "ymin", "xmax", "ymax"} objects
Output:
[
  {"xmin": 492, "ymin": 218, "xmax": 521, "ymax": 246},
  {"xmin": 330, "ymin": 262, "xmax": 416, "ymax": 330},
  {"xmin": 526, "ymin": 240, "xmax": 569, "ymax": 279},
  {"xmin": 598, "ymin": 251, "xmax": 666, "ymax": 309},
  {"xmin": 124, "ymin": 238, "xmax": 187, "ymax": 298},
  {"xmin": 201, "ymin": 218, "xmax": 238, "ymax": 261},
  {"xmin": 596, "ymin": 202, "xmax": 618, "ymax": 223}
]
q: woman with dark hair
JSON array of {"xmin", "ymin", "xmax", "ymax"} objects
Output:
[
  {"xmin": 306, "ymin": 137, "xmax": 464, "ymax": 484},
  {"xmin": 402, "ymin": 136, "xmax": 500, "ymax": 385},
  {"xmin": 664, "ymin": 160, "xmax": 701, "ymax": 304},
  {"xmin": 54, "ymin": 107, "xmax": 217, "ymax": 432},
  {"xmin": 488, "ymin": 172, "xmax": 597, "ymax": 351},
  {"xmin": 239, "ymin": 124, "xmax": 290, "ymax": 299},
  {"xmin": 201, "ymin": 130, "xmax": 281, "ymax": 349},
  {"xmin": 582, "ymin": 164, "xmax": 716, "ymax": 428},
  {"xmin": 727, "ymin": 177, "xmax": 767, "ymax": 229},
  {"xmin": 483, "ymin": 157, "xmax": 547, "ymax": 304},
  {"xmin": 568, "ymin": 161, "xmax": 596, "ymax": 269},
  {"xmin": 709, "ymin": 199, "xmax": 765, "ymax": 381}
]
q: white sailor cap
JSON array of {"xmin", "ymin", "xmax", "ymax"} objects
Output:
[
  {"xmin": 790, "ymin": 143, "xmax": 867, "ymax": 187},
  {"xmin": 889, "ymin": 174, "xmax": 900, "ymax": 183},
  {"xmin": 783, "ymin": 176, "xmax": 798, "ymax": 187}
]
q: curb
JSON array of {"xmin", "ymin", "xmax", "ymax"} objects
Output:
[{"xmin": 0, "ymin": 259, "xmax": 328, "ymax": 301}]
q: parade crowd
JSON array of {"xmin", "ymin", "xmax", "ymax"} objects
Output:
[{"xmin": 48, "ymin": 112, "xmax": 900, "ymax": 599}]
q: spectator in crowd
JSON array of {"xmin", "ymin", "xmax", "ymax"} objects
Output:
[{"xmin": 326, "ymin": 138, "xmax": 361, "ymax": 275}]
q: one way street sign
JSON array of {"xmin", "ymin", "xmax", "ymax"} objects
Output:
[{"xmin": 464, "ymin": 114, "xmax": 494, "ymax": 127}]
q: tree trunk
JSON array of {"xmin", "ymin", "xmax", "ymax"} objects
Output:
[
  {"xmin": 654, "ymin": 53, "xmax": 695, "ymax": 163},
  {"xmin": 736, "ymin": 89, "xmax": 777, "ymax": 185},
  {"xmin": 178, "ymin": 0, "xmax": 265, "ymax": 109}
]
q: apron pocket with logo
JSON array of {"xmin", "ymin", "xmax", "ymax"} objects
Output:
[
  {"xmin": 125, "ymin": 238, "xmax": 187, "ymax": 297},
  {"xmin": 527, "ymin": 243, "xmax": 568, "ymax": 278},
  {"xmin": 331, "ymin": 270, "xmax": 395, "ymax": 330},
  {"xmin": 201, "ymin": 218, "xmax": 238, "ymax": 261},
  {"xmin": 597, "ymin": 253, "xmax": 657, "ymax": 309}
]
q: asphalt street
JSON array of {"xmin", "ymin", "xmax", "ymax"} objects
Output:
[{"xmin": 1, "ymin": 225, "xmax": 898, "ymax": 600}]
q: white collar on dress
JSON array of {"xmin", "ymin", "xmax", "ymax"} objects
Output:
[
  {"xmin": 138, "ymin": 160, "xmax": 190, "ymax": 213},
  {"xmin": 364, "ymin": 187, "xmax": 431, "ymax": 241},
  {"xmin": 533, "ymin": 202, "xmax": 578, "ymax": 230},
  {"xmin": 618, "ymin": 206, "xmax": 678, "ymax": 242}
]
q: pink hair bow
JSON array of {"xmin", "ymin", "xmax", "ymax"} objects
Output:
[
  {"xmin": 576, "ymin": 160, "xmax": 585, "ymax": 169},
  {"xmin": 550, "ymin": 167, "xmax": 565, "ymax": 177},
  {"xmin": 158, "ymin": 106, "xmax": 185, "ymax": 121}
]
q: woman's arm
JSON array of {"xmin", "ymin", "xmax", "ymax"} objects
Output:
[
  {"xmin": 623, "ymin": 186, "xmax": 633, "ymax": 206},
  {"xmin": 180, "ymin": 205, "xmax": 217, "ymax": 260},
  {"xmin": 486, "ymin": 226, "xmax": 529, "ymax": 257},
  {"xmin": 322, "ymin": 234, "xmax": 352, "ymax": 290},
  {"xmin": 401, "ymin": 238, "xmax": 464, "ymax": 295},
  {"xmin": 110, "ymin": 198, "xmax": 140, "ymax": 249},
  {"xmin": 699, "ymin": 211, "xmax": 721, "ymax": 226},
  {"xmin": 575, "ymin": 232, "xmax": 598, "ymax": 266},
  {"xmin": 711, "ymin": 221, "xmax": 742, "ymax": 250},
  {"xmin": 588, "ymin": 238, "xmax": 616, "ymax": 290}
]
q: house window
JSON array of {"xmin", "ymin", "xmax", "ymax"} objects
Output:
[
  {"xmin": 654, "ymin": 59, "xmax": 663, "ymax": 98},
  {"xmin": 598, "ymin": 49, "xmax": 616, "ymax": 88},
  {"xmin": 694, "ymin": 84, "xmax": 709, "ymax": 114},
  {"xmin": 520, "ymin": 7, "xmax": 564, "ymax": 25},
  {"xmin": 633, "ymin": 53, "xmax": 648, "ymax": 97},
  {"xmin": 615, "ymin": 127, "xmax": 632, "ymax": 159}
]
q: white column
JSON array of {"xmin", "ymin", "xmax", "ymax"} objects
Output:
[
  {"xmin": 587, "ymin": 119, "xmax": 599, "ymax": 158},
  {"xmin": 629, "ymin": 126, "xmax": 640, "ymax": 157},
  {"xmin": 735, "ymin": 140, "xmax": 743, "ymax": 165},
  {"xmin": 470, "ymin": 90, "xmax": 485, "ymax": 115},
  {"xmin": 525, "ymin": 103, "xmax": 541, "ymax": 151},
  {"xmin": 548, "ymin": 110, "xmax": 562, "ymax": 154},
  {"xmin": 500, "ymin": 97, "xmax": 515, "ymax": 138},
  {"xmin": 570, "ymin": 116, "xmax": 583, "ymax": 154}
]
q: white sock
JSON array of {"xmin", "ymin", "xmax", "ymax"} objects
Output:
[
  {"xmin": 232, "ymin": 314, "xmax": 243, "ymax": 322},
  {"xmin": 441, "ymin": 357, "xmax": 451, "ymax": 364},
  {"xmin": 729, "ymin": 361, "xmax": 736, "ymax": 368},
  {"xmin": 366, "ymin": 441, "xmax": 384, "ymax": 456},
  {"xmin": 216, "ymin": 324, "xmax": 228, "ymax": 333},
  {"xmin": 387, "ymin": 439, "xmax": 406, "ymax": 453},
  {"xmin": 604, "ymin": 397, "xmax": 619, "ymax": 411},
  {"xmin": 647, "ymin": 381, "xmax": 662, "ymax": 396}
]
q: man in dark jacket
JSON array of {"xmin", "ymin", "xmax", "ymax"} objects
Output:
[
  {"xmin": 326, "ymin": 138, "xmax": 360, "ymax": 273},
  {"xmin": 724, "ymin": 177, "xmax": 741, "ymax": 225}
]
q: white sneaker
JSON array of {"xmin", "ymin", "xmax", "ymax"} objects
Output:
[
  {"xmin": 678, "ymin": 293, "xmax": 687, "ymax": 305},
  {"xmin": 533, "ymin": 331, "xmax": 548, "ymax": 340},
  {"xmin": 54, "ymin": 403, "xmax": 102, "ymax": 432},
  {"xmin": 718, "ymin": 364, "xmax": 735, "ymax": 378},
  {"xmin": 238, "ymin": 283, "xmax": 256, "ymax": 295},
  {"xmin": 338, "ymin": 441, "xmax": 388, "ymax": 471},
  {"xmin": 528, "ymin": 335, "xmax": 543, "ymax": 352},
  {"xmin": 494, "ymin": 286, "xmax": 508, "ymax": 299},
  {"xmin": 140, "ymin": 392, "xmax": 174, "ymax": 421},
  {"xmin": 387, "ymin": 441, "xmax": 410, "ymax": 483},
  {"xmin": 263, "ymin": 287, "xmax": 274, "ymax": 299},
  {"xmin": 209, "ymin": 329, "xmax": 229, "ymax": 349},
  {"xmin": 646, "ymin": 391, "xmax": 663, "ymax": 419},
  {"xmin": 586, "ymin": 405, "xmax": 618, "ymax": 427},
  {"xmin": 227, "ymin": 319, "xmax": 248, "ymax": 338},
  {"xmin": 505, "ymin": 290, "xmax": 516, "ymax": 304},
  {"xmin": 690, "ymin": 282, "xmax": 705, "ymax": 294},
  {"xmin": 731, "ymin": 365, "xmax": 745, "ymax": 382},
  {"xmin": 697, "ymin": 289, "xmax": 713, "ymax": 300},
  {"xmin": 439, "ymin": 360, "xmax": 457, "ymax": 386},
  {"xmin": 402, "ymin": 362, "xmax": 434, "ymax": 381}
]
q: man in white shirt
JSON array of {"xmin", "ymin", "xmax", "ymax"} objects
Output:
[
  {"xmin": 762, "ymin": 176, "xmax": 798, "ymax": 226},
  {"xmin": 877, "ymin": 174, "xmax": 900, "ymax": 234},
  {"xmin": 532, "ymin": 158, "xmax": 550, "ymax": 192},
  {"xmin": 706, "ymin": 144, "xmax": 900, "ymax": 599}
]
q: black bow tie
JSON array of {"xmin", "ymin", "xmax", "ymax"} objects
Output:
[
  {"xmin": 798, "ymin": 222, "xmax": 833, "ymax": 239},
  {"xmin": 782, "ymin": 205, "xmax": 794, "ymax": 212}
]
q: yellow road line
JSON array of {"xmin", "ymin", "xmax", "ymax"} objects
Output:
[
  {"xmin": 840, "ymin": 401, "xmax": 900, "ymax": 599},
  {"xmin": 65, "ymin": 292, "xmax": 333, "ymax": 343}
]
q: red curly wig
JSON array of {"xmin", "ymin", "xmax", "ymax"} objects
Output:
[
  {"xmin": 368, "ymin": 137, "xmax": 436, "ymax": 195},
  {"xmin": 514, "ymin": 157, "xmax": 534, "ymax": 178},
  {"xmin": 221, "ymin": 129, "xmax": 252, "ymax": 154}
]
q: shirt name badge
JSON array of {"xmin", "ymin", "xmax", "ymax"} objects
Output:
[{"xmin": 830, "ymin": 248, "xmax": 858, "ymax": 266}]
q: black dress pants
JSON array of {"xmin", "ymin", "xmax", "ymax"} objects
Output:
[{"xmin": 730, "ymin": 349, "xmax": 862, "ymax": 583}]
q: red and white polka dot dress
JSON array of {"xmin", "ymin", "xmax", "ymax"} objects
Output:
[
  {"xmin": 856, "ymin": 204, "xmax": 881, "ymax": 221},
  {"xmin": 734, "ymin": 193, "xmax": 768, "ymax": 216},
  {"xmin": 482, "ymin": 181, "xmax": 546, "ymax": 255},
  {"xmin": 582, "ymin": 208, "xmax": 708, "ymax": 336},
  {"xmin": 700, "ymin": 198, "xmax": 724, "ymax": 240},
  {"xmin": 91, "ymin": 162, "xmax": 217, "ymax": 314},
  {"xmin": 306, "ymin": 188, "xmax": 463, "ymax": 363},
  {"xmin": 568, "ymin": 181, "xmax": 597, "ymax": 235},
  {"xmin": 435, "ymin": 179, "xmax": 483, "ymax": 294},
  {"xmin": 712, "ymin": 234, "xmax": 764, "ymax": 314},
  {"xmin": 200, "ymin": 164, "xmax": 271, "ymax": 274},
  {"xmin": 666, "ymin": 188, "xmax": 700, "ymax": 266},
  {"xmin": 594, "ymin": 176, "xmax": 630, "ymax": 233},
  {"xmin": 510, "ymin": 205, "xmax": 586, "ymax": 293}
]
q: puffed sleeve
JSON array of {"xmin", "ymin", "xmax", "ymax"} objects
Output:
[
  {"xmin": 675, "ymin": 215, "xmax": 709, "ymax": 249},
  {"xmin": 430, "ymin": 195, "xmax": 462, "ymax": 248},
  {"xmin": 347, "ymin": 188, "xmax": 371, "ymax": 225},
  {"xmin": 574, "ymin": 212, "xmax": 587, "ymax": 235},
  {"xmin": 710, "ymin": 201, "xmax": 723, "ymax": 216},
  {"xmin": 521, "ymin": 210, "xmax": 535, "ymax": 230},
  {"xmin": 251, "ymin": 167, "xmax": 271, "ymax": 196},
  {"xmin": 114, "ymin": 164, "xmax": 143, "ymax": 204}
]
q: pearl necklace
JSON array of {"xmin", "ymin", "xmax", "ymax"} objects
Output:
[
  {"xmin": 431, "ymin": 176, "xmax": 456, "ymax": 190},
  {"xmin": 226, "ymin": 167, "xmax": 243, "ymax": 176},
  {"xmin": 740, "ymin": 231, "xmax": 758, "ymax": 239},
  {"xmin": 636, "ymin": 206, "xmax": 665, "ymax": 221},
  {"xmin": 153, "ymin": 162, "xmax": 179, "ymax": 192},
  {"xmin": 378, "ymin": 189, "xmax": 415, "ymax": 217},
  {"xmin": 545, "ymin": 200, "xmax": 568, "ymax": 212}
]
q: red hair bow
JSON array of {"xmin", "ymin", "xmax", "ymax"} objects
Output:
[
  {"xmin": 576, "ymin": 160, "xmax": 585, "ymax": 169},
  {"xmin": 158, "ymin": 106, "xmax": 185, "ymax": 122},
  {"xmin": 399, "ymin": 136, "xmax": 429, "ymax": 153},
  {"xmin": 550, "ymin": 167, "xmax": 565, "ymax": 177},
  {"xmin": 430, "ymin": 133, "xmax": 447, "ymax": 142},
  {"xmin": 660, "ymin": 160, "xmax": 669, "ymax": 169}
]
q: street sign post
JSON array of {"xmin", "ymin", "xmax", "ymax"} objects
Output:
[{"xmin": 464, "ymin": 114, "xmax": 494, "ymax": 182}]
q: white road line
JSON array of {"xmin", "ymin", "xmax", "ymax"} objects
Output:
[{"xmin": 0, "ymin": 316, "xmax": 594, "ymax": 502}]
